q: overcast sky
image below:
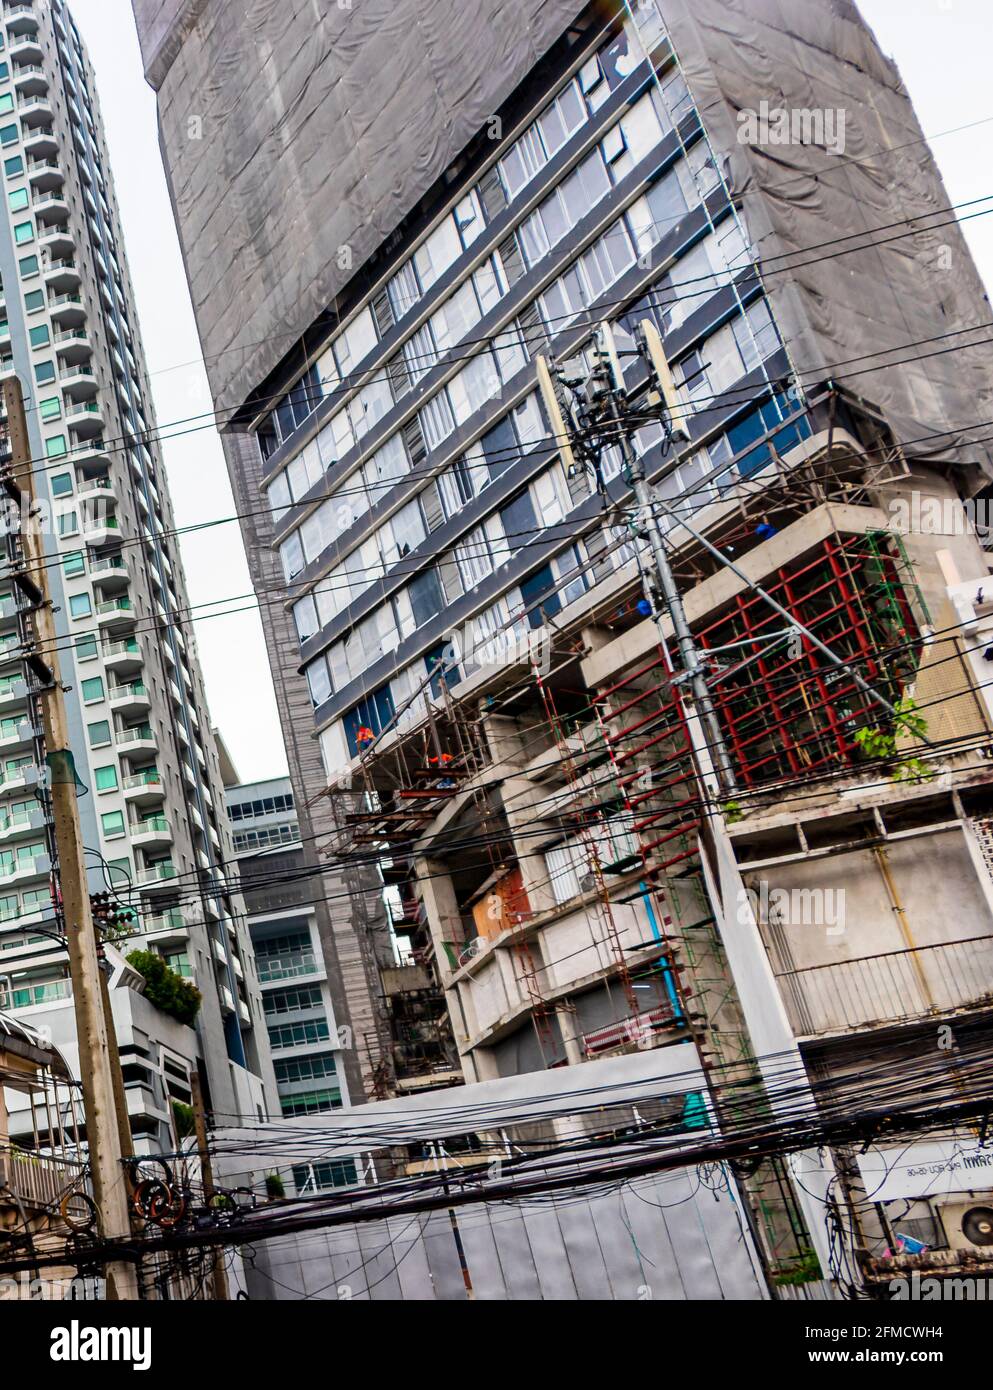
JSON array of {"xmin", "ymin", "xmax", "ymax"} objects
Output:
[{"xmin": 65, "ymin": 0, "xmax": 993, "ymax": 784}]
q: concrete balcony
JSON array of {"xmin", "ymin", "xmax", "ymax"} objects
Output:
[
  {"xmin": 102, "ymin": 638, "xmax": 142, "ymax": 674},
  {"xmin": 43, "ymin": 257, "xmax": 80, "ymax": 291},
  {"xmin": 60, "ymin": 365, "xmax": 97, "ymax": 397},
  {"xmin": 64, "ymin": 399, "xmax": 104, "ymax": 435},
  {"xmin": 17, "ymin": 93, "xmax": 54, "ymax": 126},
  {"xmin": 12, "ymin": 63, "xmax": 48, "ymax": 97},
  {"xmin": 0, "ymin": 806, "xmax": 44, "ymax": 842},
  {"xmin": 68, "ymin": 437, "xmax": 109, "ymax": 477},
  {"xmin": 21, "ymin": 123, "xmax": 56, "ymax": 157},
  {"xmin": 0, "ymin": 977, "xmax": 69, "ymax": 1011},
  {"xmin": 0, "ymin": 718, "xmax": 36, "ymax": 752},
  {"xmin": 31, "ymin": 188, "xmax": 68, "ymax": 222},
  {"xmin": 95, "ymin": 597, "xmax": 135, "ymax": 630},
  {"xmin": 52, "ymin": 325, "xmax": 92, "ymax": 362},
  {"xmin": 77, "ymin": 476, "xmax": 116, "ymax": 509},
  {"xmin": 0, "ymin": 676, "xmax": 27, "ymax": 708},
  {"xmin": 89, "ymin": 554, "xmax": 129, "ymax": 589},
  {"xmin": 48, "ymin": 292, "xmax": 85, "ymax": 327},
  {"xmin": 109, "ymin": 680, "xmax": 149, "ymax": 715},
  {"xmin": 115, "ymin": 723, "xmax": 156, "ymax": 755},
  {"xmin": 26, "ymin": 156, "xmax": 64, "ymax": 191},
  {"xmin": 135, "ymin": 861, "xmax": 178, "ymax": 891},
  {"xmin": 0, "ymin": 853, "xmax": 51, "ymax": 888},
  {"xmin": 0, "ymin": 594, "xmax": 21, "ymax": 628},
  {"xmin": 5, "ymin": 7, "xmax": 41, "ymax": 37},
  {"xmin": 130, "ymin": 814, "xmax": 172, "ymax": 851},
  {"xmin": 141, "ymin": 907, "xmax": 188, "ymax": 940},
  {"xmin": 81, "ymin": 516, "xmax": 121, "ymax": 548},
  {"xmin": 121, "ymin": 770, "xmax": 164, "ymax": 806},
  {"xmin": 7, "ymin": 37, "xmax": 42, "ymax": 70},
  {"xmin": 775, "ymin": 936, "xmax": 993, "ymax": 1041}
]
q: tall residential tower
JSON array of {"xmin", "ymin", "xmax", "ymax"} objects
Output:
[{"xmin": 0, "ymin": 0, "xmax": 273, "ymax": 1154}]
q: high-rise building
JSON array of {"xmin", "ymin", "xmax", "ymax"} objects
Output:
[
  {"xmin": 0, "ymin": 0, "xmax": 274, "ymax": 1153},
  {"xmin": 224, "ymin": 775, "xmax": 353, "ymax": 1126},
  {"xmin": 138, "ymin": 0, "xmax": 993, "ymax": 1288}
]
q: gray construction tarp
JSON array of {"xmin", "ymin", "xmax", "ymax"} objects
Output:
[{"xmin": 133, "ymin": 0, "xmax": 993, "ymax": 481}]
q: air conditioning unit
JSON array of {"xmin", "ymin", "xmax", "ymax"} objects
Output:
[{"xmin": 938, "ymin": 1200, "xmax": 993, "ymax": 1252}]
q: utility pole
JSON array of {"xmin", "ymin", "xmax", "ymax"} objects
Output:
[
  {"xmin": 540, "ymin": 328, "xmax": 737, "ymax": 797},
  {"xmin": 538, "ymin": 324, "xmax": 851, "ymax": 1287},
  {"xmin": 1, "ymin": 377, "xmax": 138, "ymax": 1300},
  {"xmin": 190, "ymin": 1069, "xmax": 229, "ymax": 1300}
]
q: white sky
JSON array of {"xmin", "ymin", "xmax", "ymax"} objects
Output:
[{"xmin": 65, "ymin": 0, "xmax": 993, "ymax": 784}]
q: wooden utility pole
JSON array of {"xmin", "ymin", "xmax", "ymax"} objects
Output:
[
  {"xmin": 190, "ymin": 1069, "xmax": 228, "ymax": 1299},
  {"xmin": 1, "ymin": 377, "xmax": 138, "ymax": 1299}
]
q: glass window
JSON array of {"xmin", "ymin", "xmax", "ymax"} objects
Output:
[
  {"xmin": 94, "ymin": 765, "xmax": 118, "ymax": 792},
  {"xmin": 408, "ymin": 567, "xmax": 444, "ymax": 628},
  {"xmin": 293, "ymin": 595, "xmax": 319, "ymax": 644},
  {"xmin": 39, "ymin": 394, "xmax": 61, "ymax": 419},
  {"xmin": 387, "ymin": 260, "xmax": 420, "ymax": 322},
  {"xmin": 81, "ymin": 677, "xmax": 104, "ymax": 702},
  {"xmin": 419, "ymin": 390, "xmax": 455, "ymax": 450},
  {"xmin": 45, "ymin": 434, "xmax": 66, "ymax": 458},
  {"xmin": 0, "ymin": 126, "xmax": 17, "ymax": 147},
  {"xmin": 63, "ymin": 550, "xmax": 85, "ymax": 577},
  {"xmin": 69, "ymin": 593, "xmax": 92, "ymax": 619},
  {"xmin": 33, "ymin": 359, "xmax": 54, "ymax": 383},
  {"xmin": 18, "ymin": 255, "xmax": 38, "ymax": 278},
  {"xmin": 480, "ymin": 415, "xmax": 516, "ymax": 477},
  {"xmin": 7, "ymin": 187, "xmax": 28, "ymax": 212},
  {"xmin": 50, "ymin": 472, "xmax": 73, "ymax": 497},
  {"xmin": 101, "ymin": 811, "xmax": 125, "ymax": 838},
  {"xmin": 3, "ymin": 155, "xmax": 22, "ymax": 178},
  {"xmin": 305, "ymin": 657, "xmax": 332, "ymax": 707},
  {"xmin": 29, "ymin": 324, "xmax": 49, "ymax": 347},
  {"xmin": 14, "ymin": 222, "xmax": 33, "ymax": 245},
  {"xmin": 333, "ymin": 305, "xmax": 377, "ymax": 375},
  {"xmin": 279, "ymin": 530, "xmax": 305, "ymax": 582},
  {"xmin": 413, "ymin": 216, "xmax": 461, "ymax": 293},
  {"xmin": 266, "ymin": 471, "xmax": 291, "ymax": 523},
  {"xmin": 0, "ymin": 94, "xmax": 13, "ymax": 116},
  {"xmin": 87, "ymin": 720, "xmax": 111, "ymax": 748}
]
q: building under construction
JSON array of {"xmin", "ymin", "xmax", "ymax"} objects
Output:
[{"xmin": 136, "ymin": 0, "xmax": 993, "ymax": 1292}]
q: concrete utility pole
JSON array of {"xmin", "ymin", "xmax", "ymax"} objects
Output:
[
  {"xmin": 190, "ymin": 1069, "xmax": 228, "ymax": 1300},
  {"xmin": 537, "ymin": 327, "xmax": 847, "ymax": 1285},
  {"xmin": 538, "ymin": 329, "xmax": 738, "ymax": 797},
  {"xmin": 603, "ymin": 324, "xmax": 737, "ymax": 797},
  {"xmin": 1, "ymin": 377, "xmax": 138, "ymax": 1300}
]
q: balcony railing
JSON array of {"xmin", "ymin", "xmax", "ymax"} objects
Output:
[
  {"xmin": 135, "ymin": 862, "xmax": 177, "ymax": 886},
  {"xmin": 0, "ymin": 1145, "xmax": 87, "ymax": 1213},
  {"xmin": 774, "ymin": 936, "xmax": 993, "ymax": 1038},
  {"xmin": 258, "ymin": 952, "xmax": 318, "ymax": 983},
  {"xmin": 0, "ymin": 978, "xmax": 70, "ymax": 1009}
]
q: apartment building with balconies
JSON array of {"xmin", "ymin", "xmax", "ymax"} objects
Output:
[
  {"xmin": 0, "ymin": 0, "xmax": 274, "ymax": 1152},
  {"xmin": 224, "ymin": 776, "xmax": 350, "ymax": 1119}
]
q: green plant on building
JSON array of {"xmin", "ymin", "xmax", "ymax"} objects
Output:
[
  {"xmin": 853, "ymin": 694, "xmax": 931, "ymax": 784},
  {"xmin": 126, "ymin": 949, "xmax": 202, "ymax": 1027},
  {"xmin": 264, "ymin": 1172, "xmax": 286, "ymax": 1201},
  {"xmin": 171, "ymin": 1099, "xmax": 195, "ymax": 1140},
  {"xmin": 772, "ymin": 1247, "xmax": 822, "ymax": 1287}
]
